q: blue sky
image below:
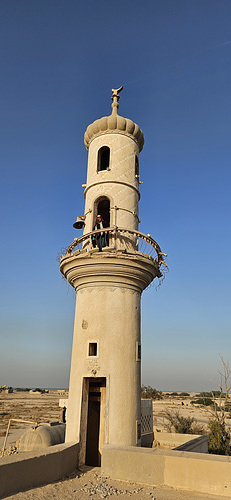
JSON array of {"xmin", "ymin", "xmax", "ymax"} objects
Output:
[{"xmin": 0, "ymin": 0, "xmax": 231, "ymax": 391}]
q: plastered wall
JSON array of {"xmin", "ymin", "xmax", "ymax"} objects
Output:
[
  {"xmin": 102, "ymin": 444, "xmax": 231, "ymax": 498},
  {"xmin": 0, "ymin": 442, "xmax": 79, "ymax": 499}
]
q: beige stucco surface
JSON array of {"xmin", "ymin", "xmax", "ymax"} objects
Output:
[
  {"xmin": 102, "ymin": 445, "xmax": 231, "ymax": 498},
  {"xmin": 83, "ymin": 133, "xmax": 140, "ymax": 233},
  {"xmin": 0, "ymin": 442, "xmax": 79, "ymax": 499},
  {"xmin": 18, "ymin": 423, "xmax": 66, "ymax": 452},
  {"xmin": 61, "ymin": 250, "xmax": 158, "ymax": 451},
  {"xmin": 65, "ymin": 282, "xmax": 141, "ymax": 446}
]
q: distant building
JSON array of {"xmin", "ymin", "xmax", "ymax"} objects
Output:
[{"xmin": 0, "ymin": 385, "xmax": 13, "ymax": 393}]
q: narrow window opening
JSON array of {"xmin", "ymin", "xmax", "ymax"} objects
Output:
[
  {"xmin": 138, "ymin": 344, "xmax": 141, "ymax": 360},
  {"xmin": 89, "ymin": 343, "xmax": 97, "ymax": 356},
  {"xmin": 136, "ymin": 341, "xmax": 141, "ymax": 361},
  {"xmin": 135, "ymin": 155, "xmax": 139, "ymax": 177},
  {"xmin": 98, "ymin": 146, "xmax": 110, "ymax": 171}
]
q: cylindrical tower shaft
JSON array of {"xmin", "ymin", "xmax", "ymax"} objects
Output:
[{"xmin": 83, "ymin": 133, "xmax": 140, "ymax": 232}]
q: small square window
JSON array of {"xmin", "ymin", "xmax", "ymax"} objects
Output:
[{"xmin": 89, "ymin": 343, "xmax": 97, "ymax": 356}]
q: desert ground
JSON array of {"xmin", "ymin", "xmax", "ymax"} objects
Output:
[
  {"xmin": 153, "ymin": 398, "xmax": 214, "ymax": 432},
  {"xmin": 4, "ymin": 465, "xmax": 230, "ymax": 500},
  {"xmin": 0, "ymin": 391, "xmax": 62, "ymax": 453},
  {"xmin": 1, "ymin": 391, "xmax": 230, "ymax": 499},
  {"xmin": 1, "ymin": 390, "xmax": 231, "ymax": 453}
]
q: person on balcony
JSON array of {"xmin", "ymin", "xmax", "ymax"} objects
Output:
[{"xmin": 91, "ymin": 214, "xmax": 108, "ymax": 251}]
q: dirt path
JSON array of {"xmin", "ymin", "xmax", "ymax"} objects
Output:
[{"xmin": 5, "ymin": 466, "xmax": 229, "ymax": 500}]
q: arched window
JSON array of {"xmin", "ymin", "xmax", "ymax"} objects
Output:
[
  {"xmin": 96, "ymin": 197, "xmax": 110, "ymax": 227},
  {"xmin": 97, "ymin": 146, "xmax": 110, "ymax": 172},
  {"xmin": 135, "ymin": 155, "xmax": 139, "ymax": 177}
]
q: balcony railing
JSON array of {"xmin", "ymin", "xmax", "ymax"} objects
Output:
[{"xmin": 60, "ymin": 226, "xmax": 167, "ymax": 274}]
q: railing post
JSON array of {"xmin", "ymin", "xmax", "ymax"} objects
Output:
[{"xmin": 114, "ymin": 225, "xmax": 118, "ymax": 252}]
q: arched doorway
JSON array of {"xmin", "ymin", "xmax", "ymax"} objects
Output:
[{"xmin": 97, "ymin": 198, "xmax": 110, "ymax": 227}]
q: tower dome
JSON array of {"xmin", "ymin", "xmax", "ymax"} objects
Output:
[{"xmin": 84, "ymin": 86, "xmax": 144, "ymax": 152}]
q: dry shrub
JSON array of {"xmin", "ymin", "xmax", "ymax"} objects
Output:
[{"xmin": 164, "ymin": 408, "xmax": 205, "ymax": 434}]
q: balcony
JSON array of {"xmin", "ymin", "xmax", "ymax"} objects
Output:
[{"xmin": 60, "ymin": 226, "xmax": 167, "ymax": 279}]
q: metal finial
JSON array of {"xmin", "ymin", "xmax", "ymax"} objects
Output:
[{"xmin": 111, "ymin": 86, "xmax": 123, "ymax": 114}]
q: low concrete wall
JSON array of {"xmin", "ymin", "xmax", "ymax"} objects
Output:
[
  {"xmin": 0, "ymin": 442, "xmax": 79, "ymax": 499},
  {"xmin": 154, "ymin": 431, "xmax": 208, "ymax": 453},
  {"xmin": 102, "ymin": 445, "xmax": 231, "ymax": 498}
]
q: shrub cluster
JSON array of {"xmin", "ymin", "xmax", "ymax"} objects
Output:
[
  {"xmin": 164, "ymin": 409, "xmax": 204, "ymax": 435},
  {"xmin": 208, "ymin": 419, "xmax": 230, "ymax": 455}
]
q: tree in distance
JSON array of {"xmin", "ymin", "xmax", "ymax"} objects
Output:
[
  {"xmin": 207, "ymin": 356, "xmax": 231, "ymax": 455},
  {"xmin": 141, "ymin": 385, "xmax": 162, "ymax": 400}
]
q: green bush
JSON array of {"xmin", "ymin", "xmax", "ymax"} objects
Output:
[
  {"xmin": 15, "ymin": 388, "xmax": 30, "ymax": 392},
  {"xmin": 141, "ymin": 385, "xmax": 162, "ymax": 400},
  {"xmin": 208, "ymin": 419, "xmax": 230, "ymax": 455},
  {"xmin": 194, "ymin": 397, "xmax": 214, "ymax": 406},
  {"xmin": 199, "ymin": 391, "xmax": 225, "ymax": 398}
]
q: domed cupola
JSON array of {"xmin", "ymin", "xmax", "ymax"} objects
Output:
[{"xmin": 84, "ymin": 86, "xmax": 144, "ymax": 152}]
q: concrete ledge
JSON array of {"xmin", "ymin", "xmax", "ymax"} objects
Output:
[
  {"xmin": 154, "ymin": 431, "xmax": 208, "ymax": 453},
  {"xmin": 0, "ymin": 442, "xmax": 79, "ymax": 499},
  {"xmin": 102, "ymin": 444, "xmax": 231, "ymax": 498},
  {"xmin": 102, "ymin": 445, "xmax": 165, "ymax": 485}
]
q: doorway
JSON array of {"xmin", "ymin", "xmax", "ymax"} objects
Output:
[
  {"xmin": 97, "ymin": 198, "xmax": 110, "ymax": 227},
  {"xmin": 85, "ymin": 378, "xmax": 106, "ymax": 466}
]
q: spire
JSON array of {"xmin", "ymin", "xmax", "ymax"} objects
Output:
[{"xmin": 111, "ymin": 86, "xmax": 123, "ymax": 114}]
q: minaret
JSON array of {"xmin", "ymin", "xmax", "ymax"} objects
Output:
[{"xmin": 60, "ymin": 88, "xmax": 166, "ymax": 467}]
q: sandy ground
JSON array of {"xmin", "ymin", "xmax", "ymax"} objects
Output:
[
  {"xmin": 4, "ymin": 465, "xmax": 230, "ymax": 500},
  {"xmin": 1, "ymin": 392, "xmax": 231, "ymax": 454},
  {"xmin": 153, "ymin": 399, "xmax": 210, "ymax": 432},
  {"xmin": 1, "ymin": 393, "xmax": 231, "ymax": 499},
  {"xmin": 0, "ymin": 391, "xmax": 62, "ymax": 453},
  {"xmin": 153, "ymin": 399, "xmax": 231, "ymax": 433},
  {"xmin": 0, "ymin": 392, "xmax": 214, "ymax": 452}
]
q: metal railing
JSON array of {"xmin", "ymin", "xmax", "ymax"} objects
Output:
[{"xmin": 60, "ymin": 227, "xmax": 167, "ymax": 272}]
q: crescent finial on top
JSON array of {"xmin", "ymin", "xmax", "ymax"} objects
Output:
[{"xmin": 111, "ymin": 85, "xmax": 124, "ymax": 114}]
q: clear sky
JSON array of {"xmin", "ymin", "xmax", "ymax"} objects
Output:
[{"xmin": 0, "ymin": 0, "xmax": 231, "ymax": 391}]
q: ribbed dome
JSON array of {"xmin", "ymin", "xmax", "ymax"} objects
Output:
[
  {"xmin": 84, "ymin": 87, "xmax": 144, "ymax": 152},
  {"xmin": 84, "ymin": 114, "xmax": 144, "ymax": 152}
]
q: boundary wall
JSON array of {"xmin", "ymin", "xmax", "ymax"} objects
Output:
[
  {"xmin": 0, "ymin": 442, "xmax": 79, "ymax": 499},
  {"xmin": 102, "ymin": 444, "xmax": 231, "ymax": 498},
  {"xmin": 154, "ymin": 431, "xmax": 208, "ymax": 453}
]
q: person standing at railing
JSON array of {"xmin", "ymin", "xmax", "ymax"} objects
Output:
[{"xmin": 91, "ymin": 214, "xmax": 108, "ymax": 251}]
